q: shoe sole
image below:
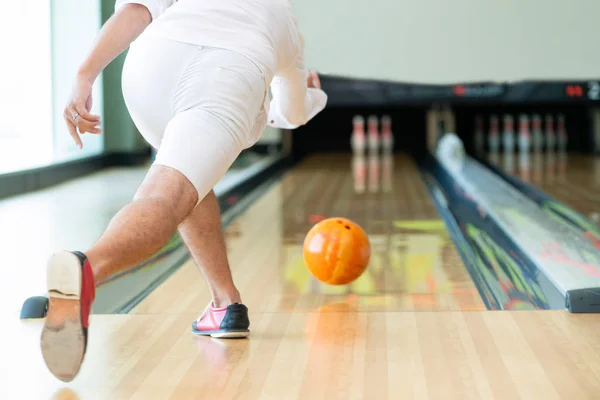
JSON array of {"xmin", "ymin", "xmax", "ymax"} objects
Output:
[
  {"xmin": 41, "ymin": 252, "xmax": 86, "ymax": 382},
  {"xmin": 191, "ymin": 329, "xmax": 250, "ymax": 339}
]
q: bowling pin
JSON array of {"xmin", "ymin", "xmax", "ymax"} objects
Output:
[
  {"xmin": 557, "ymin": 114, "xmax": 568, "ymax": 153},
  {"xmin": 352, "ymin": 154, "xmax": 366, "ymax": 193},
  {"xmin": 503, "ymin": 150, "xmax": 515, "ymax": 174},
  {"xmin": 489, "ymin": 150, "xmax": 500, "ymax": 165},
  {"xmin": 351, "ymin": 116, "xmax": 366, "ymax": 155},
  {"xmin": 532, "ymin": 114, "xmax": 544, "ymax": 153},
  {"xmin": 518, "ymin": 151, "xmax": 531, "ymax": 182},
  {"xmin": 368, "ymin": 152, "xmax": 380, "ymax": 193},
  {"xmin": 532, "ymin": 150, "xmax": 543, "ymax": 184},
  {"xmin": 557, "ymin": 151, "xmax": 567, "ymax": 181},
  {"xmin": 474, "ymin": 114, "xmax": 485, "ymax": 156},
  {"xmin": 545, "ymin": 151, "xmax": 556, "ymax": 183},
  {"xmin": 382, "ymin": 151, "xmax": 393, "ymax": 192},
  {"xmin": 503, "ymin": 114, "xmax": 515, "ymax": 153},
  {"xmin": 488, "ymin": 115, "xmax": 500, "ymax": 153},
  {"xmin": 518, "ymin": 114, "xmax": 531, "ymax": 154},
  {"xmin": 367, "ymin": 115, "xmax": 379, "ymax": 153},
  {"xmin": 545, "ymin": 114, "xmax": 556, "ymax": 152},
  {"xmin": 381, "ymin": 115, "xmax": 394, "ymax": 153}
]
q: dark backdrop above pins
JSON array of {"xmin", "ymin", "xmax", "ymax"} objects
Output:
[
  {"xmin": 453, "ymin": 104, "xmax": 592, "ymax": 154},
  {"xmin": 289, "ymin": 103, "xmax": 595, "ymax": 157}
]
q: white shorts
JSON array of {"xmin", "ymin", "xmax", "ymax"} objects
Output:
[{"xmin": 122, "ymin": 36, "xmax": 268, "ymax": 200}]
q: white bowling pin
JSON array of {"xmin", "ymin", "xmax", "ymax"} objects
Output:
[
  {"xmin": 368, "ymin": 152, "xmax": 380, "ymax": 193},
  {"xmin": 532, "ymin": 114, "xmax": 544, "ymax": 153},
  {"xmin": 557, "ymin": 152, "xmax": 567, "ymax": 181},
  {"xmin": 532, "ymin": 151, "xmax": 543, "ymax": 184},
  {"xmin": 381, "ymin": 115, "xmax": 394, "ymax": 153},
  {"xmin": 545, "ymin": 151, "xmax": 556, "ymax": 183},
  {"xmin": 518, "ymin": 151, "xmax": 531, "ymax": 182},
  {"xmin": 367, "ymin": 115, "xmax": 379, "ymax": 153},
  {"xmin": 352, "ymin": 154, "xmax": 366, "ymax": 193},
  {"xmin": 518, "ymin": 114, "xmax": 531, "ymax": 154},
  {"xmin": 488, "ymin": 115, "xmax": 500, "ymax": 153},
  {"xmin": 489, "ymin": 150, "xmax": 500, "ymax": 165},
  {"xmin": 503, "ymin": 115, "xmax": 515, "ymax": 153},
  {"xmin": 474, "ymin": 115, "xmax": 485, "ymax": 155},
  {"xmin": 382, "ymin": 152, "xmax": 393, "ymax": 192},
  {"xmin": 557, "ymin": 114, "xmax": 568, "ymax": 153},
  {"xmin": 503, "ymin": 151, "xmax": 515, "ymax": 173},
  {"xmin": 351, "ymin": 116, "xmax": 366, "ymax": 155},
  {"xmin": 545, "ymin": 114, "xmax": 556, "ymax": 152}
]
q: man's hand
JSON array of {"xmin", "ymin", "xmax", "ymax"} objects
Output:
[
  {"xmin": 63, "ymin": 75, "xmax": 102, "ymax": 149},
  {"xmin": 63, "ymin": 3, "xmax": 153, "ymax": 149},
  {"xmin": 307, "ymin": 69, "xmax": 321, "ymax": 89}
]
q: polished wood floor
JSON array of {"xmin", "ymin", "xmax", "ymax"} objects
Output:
[
  {"xmin": 9, "ymin": 154, "xmax": 600, "ymax": 399},
  {"xmin": 8, "ymin": 310, "xmax": 600, "ymax": 399},
  {"xmin": 490, "ymin": 152, "xmax": 600, "ymax": 220}
]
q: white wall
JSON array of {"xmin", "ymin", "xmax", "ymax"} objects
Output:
[{"xmin": 291, "ymin": 0, "xmax": 599, "ymax": 84}]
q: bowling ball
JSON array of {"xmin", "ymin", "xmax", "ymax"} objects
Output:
[
  {"xmin": 303, "ymin": 218, "xmax": 370, "ymax": 285},
  {"xmin": 436, "ymin": 133, "xmax": 465, "ymax": 172}
]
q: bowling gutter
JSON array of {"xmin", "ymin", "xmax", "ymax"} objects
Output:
[
  {"xmin": 419, "ymin": 154, "xmax": 562, "ymax": 311},
  {"xmin": 428, "ymin": 150, "xmax": 600, "ymax": 313}
]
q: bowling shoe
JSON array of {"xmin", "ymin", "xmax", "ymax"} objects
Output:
[
  {"xmin": 191, "ymin": 302, "xmax": 250, "ymax": 338},
  {"xmin": 41, "ymin": 251, "xmax": 95, "ymax": 382}
]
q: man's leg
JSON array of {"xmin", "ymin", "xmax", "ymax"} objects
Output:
[
  {"xmin": 179, "ymin": 190, "xmax": 241, "ymax": 308},
  {"xmin": 41, "ymin": 165, "xmax": 197, "ymax": 382},
  {"xmin": 152, "ymin": 141, "xmax": 240, "ymax": 308},
  {"xmin": 86, "ymin": 165, "xmax": 198, "ymax": 282}
]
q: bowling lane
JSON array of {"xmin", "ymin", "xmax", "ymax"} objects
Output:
[
  {"xmin": 134, "ymin": 153, "xmax": 486, "ymax": 314},
  {"xmin": 488, "ymin": 151, "xmax": 600, "ymax": 221}
]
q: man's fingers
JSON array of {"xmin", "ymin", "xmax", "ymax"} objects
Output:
[
  {"xmin": 64, "ymin": 115, "xmax": 83, "ymax": 149},
  {"xmin": 66, "ymin": 106, "xmax": 102, "ymax": 134},
  {"xmin": 73, "ymin": 100, "xmax": 100, "ymax": 121},
  {"xmin": 77, "ymin": 120, "xmax": 103, "ymax": 134},
  {"xmin": 75, "ymin": 100, "xmax": 100, "ymax": 121}
]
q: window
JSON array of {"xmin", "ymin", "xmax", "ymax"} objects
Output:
[
  {"xmin": 0, "ymin": 3, "xmax": 53, "ymax": 173},
  {"xmin": 0, "ymin": 1, "xmax": 103, "ymax": 175},
  {"xmin": 51, "ymin": 0, "xmax": 104, "ymax": 162}
]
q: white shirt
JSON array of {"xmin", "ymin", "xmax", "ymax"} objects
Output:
[{"xmin": 115, "ymin": 0, "xmax": 327, "ymax": 129}]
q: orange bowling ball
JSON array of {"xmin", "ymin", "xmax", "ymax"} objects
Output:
[{"xmin": 303, "ymin": 218, "xmax": 371, "ymax": 285}]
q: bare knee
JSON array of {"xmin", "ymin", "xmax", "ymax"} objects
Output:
[{"xmin": 134, "ymin": 165, "xmax": 198, "ymax": 222}]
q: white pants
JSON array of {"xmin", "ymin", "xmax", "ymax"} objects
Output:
[{"xmin": 122, "ymin": 36, "xmax": 268, "ymax": 200}]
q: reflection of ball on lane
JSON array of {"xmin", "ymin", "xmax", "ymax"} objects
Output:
[{"xmin": 303, "ymin": 218, "xmax": 371, "ymax": 285}]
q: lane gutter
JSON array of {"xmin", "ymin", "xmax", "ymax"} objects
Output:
[{"xmin": 417, "ymin": 153, "xmax": 566, "ymax": 311}]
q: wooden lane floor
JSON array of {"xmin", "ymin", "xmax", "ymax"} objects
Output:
[
  {"xmin": 7, "ymin": 153, "xmax": 600, "ymax": 398},
  {"xmin": 133, "ymin": 153, "xmax": 486, "ymax": 314},
  {"xmin": 8, "ymin": 311, "xmax": 600, "ymax": 398},
  {"xmin": 489, "ymin": 152, "xmax": 600, "ymax": 220}
]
